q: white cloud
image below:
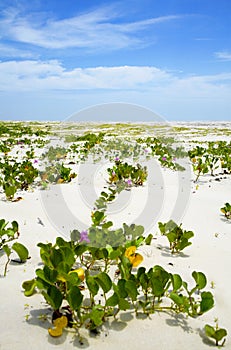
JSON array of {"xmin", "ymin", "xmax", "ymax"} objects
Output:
[
  {"xmin": 0, "ymin": 6, "xmax": 181, "ymax": 50},
  {"xmin": 0, "ymin": 60, "xmax": 230, "ymax": 121},
  {"xmin": 0, "ymin": 60, "xmax": 173, "ymax": 90},
  {"xmin": 215, "ymin": 51, "xmax": 231, "ymax": 61},
  {"xmin": 0, "ymin": 60, "xmax": 230, "ymax": 103}
]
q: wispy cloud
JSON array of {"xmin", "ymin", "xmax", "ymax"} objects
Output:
[
  {"xmin": 215, "ymin": 51, "xmax": 231, "ymax": 61},
  {"xmin": 0, "ymin": 43, "xmax": 36, "ymax": 58},
  {"xmin": 0, "ymin": 5, "xmax": 181, "ymax": 51}
]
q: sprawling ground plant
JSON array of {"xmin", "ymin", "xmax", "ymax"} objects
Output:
[
  {"xmin": 220, "ymin": 202, "xmax": 231, "ymax": 220},
  {"xmin": 39, "ymin": 163, "xmax": 77, "ymax": 185},
  {"xmin": 158, "ymin": 220, "xmax": 194, "ymax": 254},
  {"xmin": 107, "ymin": 159, "xmax": 148, "ymax": 186},
  {"xmin": 204, "ymin": 319, "xmax": 227, "ymax": 347},
  {"xmin": 22, "ymin": 167, "xmax": 218, "ymax": 345},
  {"xmin": 22, "ymin": 231, "xmax": 214, "ymax": 340},
  {"xmin": 0, "ymin": 157, "xmax": 38, "ymax": 200},
  {"xmin": 0, "ymin": 219, "xmax": 29, "ymax": 276},
  {"xmin": 188, "ymin": 141, "xmax": 231, "ymax": 181}
]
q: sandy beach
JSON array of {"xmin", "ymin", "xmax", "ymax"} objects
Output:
[{"xmin": 0, "ymin": 121, "xmax": 230, "ymax": 350}]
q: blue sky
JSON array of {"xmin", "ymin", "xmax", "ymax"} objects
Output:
[{"xmin": 0, "ymin": 0, "xmax": 231, "ymax": 121}]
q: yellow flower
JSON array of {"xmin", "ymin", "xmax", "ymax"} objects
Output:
[
  {"xmin": 68, "ymin": 267, "xmax": 85, "ymax": 281},
  {"xmin": 125, "ymin": 246, "xmax": 143, "ymax": 267},
  {"xmin": 48, "ymin": 315, "xmax": 68, "ymax": 337}
]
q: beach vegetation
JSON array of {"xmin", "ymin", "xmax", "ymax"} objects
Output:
[
  {"xmin": 220, "ymin": 202, "xmax": 231, "ymax": 220},
  {"xmin": 204, "ymin": 320, "xmax": 227, "ymax": 347},
  {"xmin": 0, "ymin": 219, "xmax": 29, "ymax": 276},
  {"xmin": 158, "ymin": 220, "xmax": 194, "ymax": 254}
]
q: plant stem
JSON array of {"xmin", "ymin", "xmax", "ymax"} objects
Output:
[{"xmin": 4, "ymin": 255, "xmax": 10, "ymax": 276}]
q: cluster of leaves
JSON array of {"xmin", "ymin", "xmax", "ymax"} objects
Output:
[
  {"xmin": 22, "ymin": 231, "xmax": 214, "ymax": 338},
  {"xmin": 107, "ymin": 159, "xmax": 148, "ymax": 186},
  {"xmin": 40, "ymin": 163, "xmax": 77, "ymax": 185},
  {"xmin": 21, "ymin": 161, "xmax": 225, "ymax": 345},
  {"xmin": 137, "ymin": 136, "xmax": 187, "ymax": 171},
  {"xmin": 41, "ymin": 146, "xmax": 67, "ymax": 162},
  {"xmin": 0, "ymin": 157, "xmax": 38, "ymax": 200},
  {"xmin": 67, "ymin": 132, "xmax": 105, "ymax": 162},
  {"xmin": 220, "ymin": 202, "xmax": 231, "ymax": 220},
  {"xmin": 102, "ymin": 139, "xmax": 144, "ymax": 161},
  {"xmin": 0, "ymin": 121, "xmax": 49, "ymax": 139},
  {"xmin": 204, "ymin": 320, "xmax": 227, "ymax": 347},
  {"xmin": 158, "ymin": 220, "xmax": 194, "ymax": 254},
  {"xmin": 188, "ymin": 141, "xmax": 231, "ymax": 181},
  {"xmin": 0, "ymin": 219, "xmax": 29, "ymax": 276}
]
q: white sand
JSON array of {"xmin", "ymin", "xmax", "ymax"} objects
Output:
[{"xmin": 0, "ymin": 123, "xmax": 230, "ymax": 350}]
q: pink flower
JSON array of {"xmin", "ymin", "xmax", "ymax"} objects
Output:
[
  {"xmin": 79, "ymin": 230, "xmax": 90, "ymax": 243},
  {"xmin": 126, "ymin": 179, "xmax": 132, "ymax": 186},
  {"xmin": 115, "ymin": 157, "xmax": 120, "ymax": 161},
  {"xmin": 162, "ymin": 157, "xmax": 167, "ymax": 161}
]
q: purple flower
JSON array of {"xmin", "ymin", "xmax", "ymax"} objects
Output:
[
  {"xmin": 126, "ymin": 179, "xmax": 132, "ymax": 186},
  {"xmin": 115, "ymin": 156, "xmax": 120, "ymax": 161},
  {"xmin": 34, "ymin": 159, "xmax": 38, "ymax": 164},
  {"xmin": 162, "ymin": 157, "xmax": 167, "ymax": 161},
  {"xmin": 173, "ymin": 157, "xmax": 176, "ymax": 161},
  {"xmin": 79, "ymin": 230, "xmax": 90, "ymax": 243}
]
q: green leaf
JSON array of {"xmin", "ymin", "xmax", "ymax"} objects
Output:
[
  {"xmin": 90, "ymin": 306, "xmax": 104, "ymax": 327},
  {"xmin": 145, "ymin": 234, "xmax": 153, "ymax": 245},
  {"xmin": 166, "ymin": 231, "xmax": 177, "ymax": 243},
  {"xmin": 42, "ymin": 285, "xmax": 63, "ymax": 310},
  {"xmin": 109, "ymin": 248, "xmax": 121, "ymax": 260},
  {"xmin": 106, "ymin": 293, "xmax": 119, "ymax": 307},
  {"xmin": 125, "ymin": 280, "xmax": 138, "ymax": 301},
  {"xmin": 60, "ymin": 247, "xmax": 75, "ymax": 267},
  {"xmin": 57, "ymin": 262, "xmax": 71, "ymax": 275},
  {"xmin": 50, "ymin": 249, "xmax": 63, "ymax": 268},
  {"xmin": 171, "ymin": 274, "xmax": 183, "ymax": 291},
  {"xmin": 70, "ymin": 229, "xmax": 80, "ymax": 241},
  {"xmin": 67, "ymin": 286, "xmax": 83, "ymax": 310},
  {"xmin": 0, "ymin": 219, "xmax": 7, "ymax": 231},
  {"xmin": 3, "ymin": 244, "xmax": 11, "ymax": 257},
  {"xmin": 178, "ymin": 239, "xmax": 192, "ymax": 251},
  {"xmin": 74, "ymin": 244, "xmax": 87, "ymax": 257},
  {"xmin": 170, "ymin": 292, "xmax": 184, "ymax": 306},
  {"xmin": 200, "ymin": 291, "xmax": 214, "ymax": 313},
  {"xmin": 11, "ymin": 242, "xmax": 29, "ymax": 261},
  {"xmin": 118, "ymin": 298, "xmax": 130, "ymax": 310},
  {"xmin": 43, "ymin": 265, "xmax": 58, "ymax": 283},
  {"xmin": 95, "ymin": 272, "xmax": 112, "ymax": 293},
  {"xmin": 204, "ymin": 325, "xmax": 227, "ymax": 342},
  {"xmin": 214, "ymin": 329, "xmax": 227, "ymax": 342},
  {"xmin": 102, "ymin": 221, "xmax": 113, "ymax": 229},
  {"xmin": 204, "ymin": 324, "xmax": 215, "ymax": 338},
  {"xmin": 150, "ymin": 276, "xmax": 165, "ymax": 297},
  {"xmin": 86, "ymin": 275, "xmax": 99, "ymax": 296},
  {"xmin": 92, "ymin": 211, "xmax": 105, "ymax": 225},
  {"xmin": 114, "ymin": 279, "xmax": 128, "ymax": 299},
  {"xmin": 192, "ymin": 271, "xmax": 207, "ymax": 290},
  {"xmin": 22, "ymin": 279, "xmax": 37, "ymax": 297},
  {"xmin": 184, "ymin": 230, "xmax": 194, "ymax": 239},
  {"xmin": 11, "ymin": 220, "xmax": 19, "ymax": 232},
  {"xmin": 55, "ymin": 237, "xmax": 70, "ymax": 248},
  {"xmin": 35, "ymin": 269, "xmax": 54, "ymax": 286}
]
